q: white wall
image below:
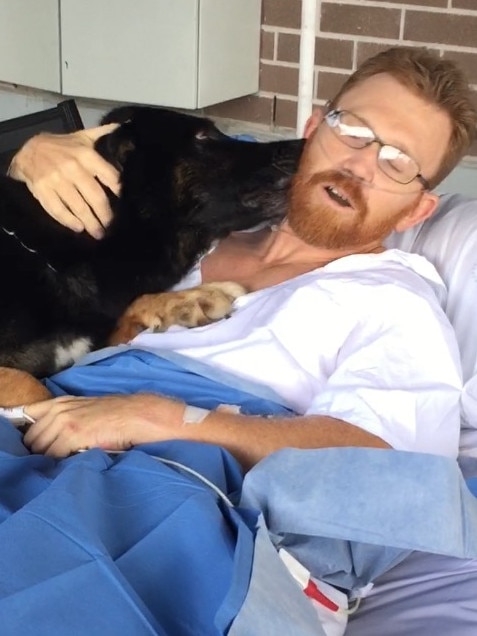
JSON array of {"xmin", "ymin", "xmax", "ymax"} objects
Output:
[{"xmin": 436, "ymin": 161, "xmax": 477, "ymax": 198}]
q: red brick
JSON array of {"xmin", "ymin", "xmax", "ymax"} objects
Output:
[
  {"xmin": 404, "ymin": 11, "xmax": 477, "ymax": 48},
  {"xmin": 321, "ymin": 3, "xmax": 400, "ymax": 39},
  {"xmin": 261, "ymin": 30, "xmax": 275, "ymax": 61},
  {"xmin": 315, "ymin": 38, "xmax": 354, "ymax": 69},
  {"xmin": 262, "ymin": 0, "xmax": 301, "ymax": 29},
  {"xmin": 451, "ymin": 0, "xmax": 477, "ymax": 10},
  {"xmin": 277, "ymin": 33, "xmax": 300, "ymax": 63},
  {"xmin": 372, "ymin": 0, "xmax": 446, "ymax": 6},
  {"xmin": 274, "ymin": 98, "xmax": 298, "ymax": 129},
  {"xmin": 278, "ymin": 33, "xmax": 354, "ymax": 69},
  {"xmin": 260, "ymin": 62, "xmax": 300, "ymax": 96},
  {"xmin": 316, "ymin": 70, "xmax": 350, "ymax": 102}
]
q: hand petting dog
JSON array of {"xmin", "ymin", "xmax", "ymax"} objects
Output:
[
  {"xmin": 9, "ymin": 124, "xmax": 120, "ymax": 238},
  {"xmin": 23, "ymin": 393, "xmax": 187, "ymax": 457}
]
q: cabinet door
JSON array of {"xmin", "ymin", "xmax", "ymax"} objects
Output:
[
  {"xmin": 60, "ymin": 0, "xmax": 199, "ymax": 108},
  {"xmin": 197, "ymin": 0, "xmax": 261, "ymax": 108},
  {"xmin": 0, "ymin": 0, "xmax": 60, "ymax": 92},
  {"xmin": 60, "ymin": 0, "xmax": 261, "ymax": 109}
]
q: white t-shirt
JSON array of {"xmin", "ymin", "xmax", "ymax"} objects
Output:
[{"xmin": 131, "ymin": 249, "xmax": 462, "ymax": 458}]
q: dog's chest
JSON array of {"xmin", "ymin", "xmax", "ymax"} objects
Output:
[{"xmin": 52, "ymin": 337, "xmax": 93, "ymax": 372}]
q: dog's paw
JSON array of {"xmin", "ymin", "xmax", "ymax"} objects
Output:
[{"xmin": 109, "ymin": 281, "xmax": 247, "ymax": 344}]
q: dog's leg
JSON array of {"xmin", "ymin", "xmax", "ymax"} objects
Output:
[
  {"xmin": 0, "ymin": 367, "xmax": 52, "ymax": 407},
  {"xmin": 109, "ymin": 281, "xmax": 247, "ymax": 344}
]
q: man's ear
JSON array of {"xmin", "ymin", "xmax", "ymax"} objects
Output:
[
  {"xmin": 394, "ymin": 191, "xmax": 439, "ymax": 232},
  {"xmin": 303, "ymin": 109, "xmax": 324, "ymax": 139}
]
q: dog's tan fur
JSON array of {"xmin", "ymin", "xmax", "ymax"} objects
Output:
[{"xmin": 0, "ymin": 367, "xmax": 52, "ymax": 406}]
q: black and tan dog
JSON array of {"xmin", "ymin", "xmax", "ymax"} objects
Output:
[{"xmin": 0, "ymin": 106, "xmax": 303, "ymax": 403}]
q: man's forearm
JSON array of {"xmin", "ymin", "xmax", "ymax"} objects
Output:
[
  {"xmin": 24, "ymin": 393, "xmax": 391, "ymax": 462},
  {"xmin": 177, "ymin": 409, "xmax": 391, "ymax": 470}
]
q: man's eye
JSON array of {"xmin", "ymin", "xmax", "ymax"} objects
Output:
[
  {"xmin": 344, "ymin": 133, "xmax": 366, "ymax": 142},
  {"xmin": 381, "ymin": 147, "xmax": 413, "ymax": 174},
  {"xmin": 385, "ymin": 160, "xmax": 406, "ymax": 174}
]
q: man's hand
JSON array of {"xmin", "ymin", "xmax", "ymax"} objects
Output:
[
  {"xmin": 23, "ymin": 393, "xmax": 186, "ymax": 457},
  {"xmin": 9, "ymin": 124, "xmax": 121, "ymax": 239}
]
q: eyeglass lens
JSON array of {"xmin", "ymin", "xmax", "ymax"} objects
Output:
[{"xmin": 326, "ymin": 110, "xmax": 420, "ymax": 185}]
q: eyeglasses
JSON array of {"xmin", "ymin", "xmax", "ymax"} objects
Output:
[{"xmin": 323, "ymin": 109, "xmax": 430, "ymax": 189}]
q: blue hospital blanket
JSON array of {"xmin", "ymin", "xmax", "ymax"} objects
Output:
[
  {"xmin": 1, "ymin": 347, "xmax": 477, "ymax": 634},
  {"xmin": 0, "ymin": 433, "xmax": 258, "ymax": 635},
  {"xmin": 44, "ymin": 346, "xmax": 295, "ymax": 417}
]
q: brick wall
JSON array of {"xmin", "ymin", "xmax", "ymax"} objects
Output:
[{"xmin": 205, "ymin": 0, "xmax": 477, "ymax": 157}]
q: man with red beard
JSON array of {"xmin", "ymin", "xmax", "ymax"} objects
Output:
[{"xmin": 8, "ymin": 48, "xmax": 476, "ymax": 467}]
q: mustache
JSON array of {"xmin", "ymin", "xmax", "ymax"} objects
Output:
[{"xmin": 297, "ymin": 169, "xmax": 368, "ymax": 217}]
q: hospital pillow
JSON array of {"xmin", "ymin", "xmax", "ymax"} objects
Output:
[{"xmin": 385, "ymin": 193, "xmax": 477, "ymax": 435}]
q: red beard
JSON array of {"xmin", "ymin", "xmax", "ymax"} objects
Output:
[{"xmin": 288, "ymin": 170, "xmax": 407, "ymax": 249}]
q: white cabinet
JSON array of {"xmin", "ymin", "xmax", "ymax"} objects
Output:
[
  {"xmin": 0, "ymin": 0, "xmax": 262, "ymax": 109},
  {"xmin": 0, "ymin": 0, "xmax": 60, "ymax": 92}
]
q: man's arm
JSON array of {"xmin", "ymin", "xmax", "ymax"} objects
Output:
[
  {"xmin": 8, "ymin": 125, "xmax": 120, "ymax": 238},
  {"xmin": 182, "ymin": 408, "xmax": 391, "ymax": 470},
  {"xmin": 23, "ymin": 393, "xmax": 390, "ymax": 469}
]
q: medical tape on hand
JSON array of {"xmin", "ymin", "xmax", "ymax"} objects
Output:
[
  {"xmin": 182, "ymin": 405, "xmax": 210, "ymax": 425},
  {"xmin": 0, "ymin": 405, "xmax": 36, "ymax": 427}
]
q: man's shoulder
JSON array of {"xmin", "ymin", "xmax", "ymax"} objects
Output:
[{"xmin": 321, "ymin": 248, "xmax": 445, "ymax": 299}]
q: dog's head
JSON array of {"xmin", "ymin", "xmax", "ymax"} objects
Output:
[{"xmin": 96, "ymin": 106, "xmax": 304, "ymax": 233}]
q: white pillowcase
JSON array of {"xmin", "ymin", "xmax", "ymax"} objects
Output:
[{"xmin": 385, "ymin": 193, "xmax": 477, "ymax": 440}]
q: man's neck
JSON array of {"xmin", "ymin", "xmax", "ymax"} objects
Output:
[
  {"xmin": 201, "ymin": 221, "xmax": 386, "ymax": 292},
  {"xmin": 258, "ymin": 221, "xmax": 385, "ymax": 268}
]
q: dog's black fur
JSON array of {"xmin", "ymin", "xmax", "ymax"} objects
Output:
[{"xmin": 0, "ymin": 106, "xmax": 304, "ymax": 377}]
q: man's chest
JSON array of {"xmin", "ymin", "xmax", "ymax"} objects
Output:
[{"xmin": 201, "ymin": 238, "xmax": 318, "ymax": 292}]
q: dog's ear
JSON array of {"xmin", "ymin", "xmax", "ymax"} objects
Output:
[
  {"xmin": 100, "ymin": 106, "xmax": 137, "ymax": 126},
  {"xmin": 94, "ymin": 124, "xmax": 135, "ymax": 170}
]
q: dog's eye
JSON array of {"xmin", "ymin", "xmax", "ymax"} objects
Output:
[{"xmin": 195, "ymin": 127, "xmax": 225, "ymax": 141}]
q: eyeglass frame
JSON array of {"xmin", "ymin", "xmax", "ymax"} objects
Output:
[{"xmin": 322, "ymin": 108, "xmax": 431, "ymax": 190}]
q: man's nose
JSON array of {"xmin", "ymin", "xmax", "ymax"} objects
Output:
[{"xmin": 339, "ymin": 143, "xmax": 379, "ymax": 184}]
